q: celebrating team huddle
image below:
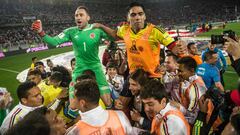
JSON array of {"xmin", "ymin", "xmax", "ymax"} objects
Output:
[{"xmin": 1, "ymin": 1, "xmax": 240, "ymax": 135}]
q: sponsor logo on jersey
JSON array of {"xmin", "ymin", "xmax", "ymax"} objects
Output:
[
  {"xmin": 129, "ymin": 40, "xmax": 140, "ymax": 54},
  {"xmin": 90, "ymin": 33, "xmax": 95, "ymax": 39},
  {"xmin": 58, "ymin": 32, "xmax": 65, "ymax": 39}
]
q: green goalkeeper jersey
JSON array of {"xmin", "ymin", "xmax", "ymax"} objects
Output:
[
  {"xmin": 43, "ymin": 24, "xmax": 110, "ymax": 65},
  {"xmin": 42, "ymin": 24, "xmax": 112, "ymax": 97}
]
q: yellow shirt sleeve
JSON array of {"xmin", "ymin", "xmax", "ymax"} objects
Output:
[
  {"xmin": 117, "ymin": 25, "xmax": 128, "ymax": 39},
  {"xmin": 152, "ymin": 26, "xmax": 175, "ymax": 47}
]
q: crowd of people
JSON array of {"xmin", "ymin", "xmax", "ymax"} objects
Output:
[
  {"xmin": 0, "ymin": 1, "xmax": 240, "ymax": 135},
  {"xmin": 0, "ymin": 0, "xmax": 239, "ymax": 52}
]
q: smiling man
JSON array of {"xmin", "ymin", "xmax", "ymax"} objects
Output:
[{"xmin": 31, "ymin": 6, "xmax": 113, "ymax": 109}]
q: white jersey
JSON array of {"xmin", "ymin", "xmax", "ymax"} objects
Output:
[
  {"xmin": 157, "ymin": 103, "xmax": 189, "ymax": 135},
  {"xmin": 0, "ymin": 103, "xmax": 41, "ymax": 134},
  {"xmin": 65, "ymin": 106, "xmax": 143, "ymax": 135}
]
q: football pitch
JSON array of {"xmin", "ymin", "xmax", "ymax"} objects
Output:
[
  {"xmin": 0, "ymin": 22, "xmax": 239, "ymax": 106},
  {"xmin": 197, "ymin": 22, "xmax": 240, "ymax": 37}
]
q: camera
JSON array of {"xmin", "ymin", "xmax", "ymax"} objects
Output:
[
  {"xmin": 211, "ymin": 30, "xmax": 236, "ymax": 44},
  {"xmin": 211, "ymin": 35, "xmax": 225, "ymax": 44},
  {"xmin": 223, "ymin": 30, "xmax": 236, "ymax": 40}
]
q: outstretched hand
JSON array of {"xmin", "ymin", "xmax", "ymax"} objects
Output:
[
  {"xmin": 224, "ymin": 36, "xmax": 240, "ymax": 60},
  {"xmin": 31, "ymin": 20, "xmax": 43, "ymax": 33}
]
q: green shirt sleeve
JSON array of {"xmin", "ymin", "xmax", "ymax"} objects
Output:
[{"xmin": 42, "ymin": 29, "xmax": 71, "ymax": 46}]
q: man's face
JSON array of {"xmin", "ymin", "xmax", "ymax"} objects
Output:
[
  {"xmin": 22, "ymin": 87, "xmax": 43, "ymax": 107},
  {"xmin": 209, "ymin": 53, "xmax": 218, "ymax": 64},
  {"xmin": 47, "ymin": 61, "xmax": 53, "ymax": 68},
  {"xmin": 28, "ymin": 74, "xmax": 42, "ymax": 85},
  {"xmin": 49, "ymin": 79, "xmax": 61, "ymax": 88},
  {"xmin": 35, "ymin": 65, "xmax": 45, "ymax": 73},
  {"xmin": 189, "ymin": 44, "xmax": 198, "ymax": 55},
  {"xmin": 164, "ymin": 56, "xmax": 178, "ymax": 72},
  {"xmin": 208, "ymin": 44, "xmax": 216, "ymax": 51},
  {"xmin": 178, "ymin": 64, "xmax": 192, "ymax": 81},
  {"xmin": 142, "ymin": 97, "xmax": 165, "ymax": 115},
  {"xmin": 75, "ymin": 8, "xmax": 90, "ymax": 29},
  {"xmin": 71, "ymin": 60, "xmax": 76, "ymax": 71},
  {"xmin": 45, "ymin": 109, "xmax": 66, "ymax": 135},
  {"xmin": 107, "ymin": 67, "xmax": 117, "ymax": 78},
  {"xmin": 129, "ymin": 78, "xmax": 141, "ymax": 96},
  {"xmin": 128, "ymin": 6, "xmax": 146, "ymax": 31}
]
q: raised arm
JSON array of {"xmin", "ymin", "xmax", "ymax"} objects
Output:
[
  {"xmin": 93, "ymin": 23, "xmax": 119, "ymax": 40},
  {"xmin": 32, "ymin": 20, "xmax": 70, "ymax": 46}
]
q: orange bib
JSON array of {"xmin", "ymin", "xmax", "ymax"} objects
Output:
[
  {"xmin": 123, "ymin": 24, "xmax": 161, "ymax": 78},
  {"xmin": 76, "ymin": 110, "xmax": 125, "ymax": 135},
  {"xmin": 151, "ymin": 110, "xmax": 190, "ymax": 135}
]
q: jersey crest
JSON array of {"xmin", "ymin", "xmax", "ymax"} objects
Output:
[{"xmin": 90, "ymin": 33, "xmax": 95, "ymax": 39}]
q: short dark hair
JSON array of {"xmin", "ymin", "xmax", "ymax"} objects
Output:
[
  {"xmin": 76, "ymin": 6, "xmax": 90, "ymax": 15},
  {"xmin": 74, "ymin": 79, "xmax": 100, "ymax": 105},
  {"xmin": 5, "ymin": 107, "xmax": 50, "ymax": 135},
  {"xmin": 70, "ymin": 58, "xmax": 75, "ymax": 65},
  {"xmin": 177, "ymin": 56, "xmax": 197, "ymax": 71},
  {"xmin": 140, "ymin": 79, "xmax": 168, "ymax": 102},
  {"xmin": 76, "ymin": 74, "xmax": 94, "ymax": 82},
  {"xmin": 28, "ymin": 69, "xmax": 42, "ymax": 77},
  {"xmin": 52, "ymin": 66, "xmax": 71, "ymax": 87},
  {"xmin": 129, "ymin": 69, "xmax": 149, "ymax": 86},
  {"xmin": 32, "ymin": 57, "xmax": 37, "ymax": 61},
  {"xmin": 34, "ymin": 61, "xmax": 44, "ymax": 67},
  {"xmin": 46, "ymin": 59, "xmax": 52, "ymax": 64},
  {"xmin": 127, "ymin": 2, "xmax": 145, "ymax": 13},
  {"xmin": 106, "ymin": 61, "xmax": 118, "ymax": 70},
  {"xmin": 187, "ymin": 42, "xmax": 195, "ymax": 50},
  {"xmin": 49, "ymin": 71, "xmax": 63, "ymax": 83},
  {"xmin": 17, "ymin": 81, "xmax": 37, "ymax": 103},
  {"xmin": 166, "ymin": 52, "xmax": 179, "ymax": 62},
  {"xmin": 204, "ymin": 51, "xmax": 217, "ymax": 61}
]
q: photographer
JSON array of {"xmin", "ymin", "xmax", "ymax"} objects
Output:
[
  {"xmin": 201, "ymin": 43, "xmax": 227, "ymax": 86},
  {"xmin": 193, "ymin": 87, "xmax": 239, "ymax": 135},
  {"xmin": 224, "ymin": 36, "xmax": 240, "ymax": 76},
  {"xmin": 102, "ymin": 40, "xmax": 120, "ymax": 66}
]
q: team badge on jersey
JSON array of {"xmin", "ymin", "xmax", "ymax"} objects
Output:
[{"xmin": 90, "ymin": 33, "xmax": 95, "ymax": 39}]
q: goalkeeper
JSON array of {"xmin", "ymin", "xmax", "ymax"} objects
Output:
[{"xmin": 31, "ymin": 6, "xmax": 112, "ymax": 109}]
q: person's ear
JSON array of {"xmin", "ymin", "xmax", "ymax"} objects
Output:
[
  {"xmin": 87, "ymin": 16, "xmax": 90, "ymax": 21},
  {"xmin": 21, "ymin": 98, "xmax": 28, "ymax": 105},
  {"xmin": 79, "ymin": 99, "xmax": 86, "ymax": 108},
  {"xmin": 160, "ymin": 97, "xmax": 167, "ymax": 107}
]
